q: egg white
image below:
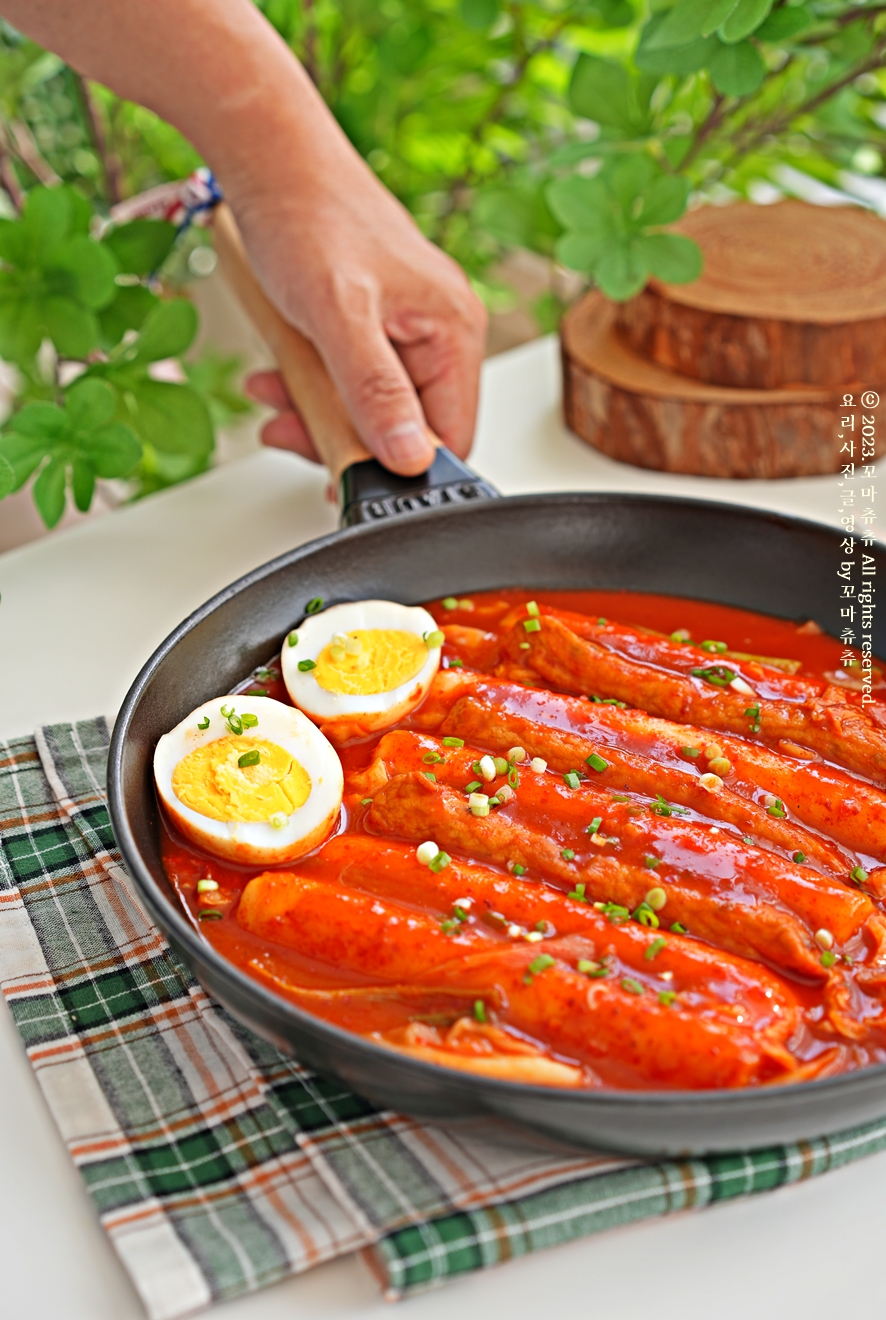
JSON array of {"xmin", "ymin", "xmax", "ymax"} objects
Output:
[
  {"xmin": 281, "ymin": 600, "xmax": 441, "ymax": 733},
  {"xmin": 154, "ymin": 695, "xmax": 344, "ymax": 864}
]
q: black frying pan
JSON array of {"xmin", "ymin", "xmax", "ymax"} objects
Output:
[{"xmin": 107, "ymin": 210, "xmax": 886, "ymax": 1156}]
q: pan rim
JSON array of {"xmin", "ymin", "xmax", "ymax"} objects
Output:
[{"xmin": 107, "ymin": 490, "xmax": 886, "ymax": 1115}]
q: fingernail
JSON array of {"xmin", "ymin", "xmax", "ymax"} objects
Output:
[{"xmin": 379, "ymin": 421, "xmax": 433, "ymax": 470}]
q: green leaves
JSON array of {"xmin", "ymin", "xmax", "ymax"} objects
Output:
[
  {"xmin": 718, "ymin": 0, "xmax": 773, "ymax": 44},
  {"xmin": 708, "ymin": 37, "xmax": 766, "ymax": 94},
  {"xmin": 569, "ymin": 55, "xmax": 652, "ymax": 136},
  {"xmin": 0, "ymin": 186, "xmax": 118, "ymax": 364},
  {"xmin": 648, "ymin": 0, "xmax": 739, "ymax": 49},
  {"xmin": 129, "ymin": 298, "xmax": 198, "ymax": 364},
  {"xmin": 0, "ymin": 378, "xmax": 141, "ymax": 528},
  {"xmin": 102, "ymin": 219, "xmax": 178, "ymax": 276},
  {"xmin": 547, "ymin": 156, "xmax": 701, "ymax": 300}
]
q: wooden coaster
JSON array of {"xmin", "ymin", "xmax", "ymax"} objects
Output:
[
  {"xmin": 561, "ymin": 293, "xmax": 848, "ymax": 479},
  {"xmin": 616, "ymin": 201, "xmax": 886, "ymax": 390}
]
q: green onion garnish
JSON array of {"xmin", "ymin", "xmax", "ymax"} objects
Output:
[
  {"xmin": 464, "ymin": 780, "xmax": 482, "ymax": 793},
  {"xmin": 238, "ymin": 750, "xmax": 260, "ymax": 768},
  {"xmin": 793, "ymin": 851, "xmax": 806, "ymax": 864},
  {"xmin": 821, "ymin": 950, "xmax": 837, "ymax": 968},
  {"xmin": 767, "ymin": 798, "xmax": 786, "ymax": 818},
  {"xmin": 522, "ymin": 618, "xmax": 541, "ymax": 633},
  {"xmin": 564, "ymin": 771, "xmax": 581, "ymax": 790},
  {"xmin": 633, "ymin": 902, "xmax": 659, "ymax": 928},
  {"xmin": 447, "ymin": 658, "xmax": 464, "ymax": 668},
  {"xmin": 670, "ymin": 922, "xmax": 687, "ymax": 935},
  {"xmin": 578, "ymin": 958, "xmax": 609, "ymax": 978},
  {"xmin": 644, "ymin": 856, "xmax": 660, "ymax": 869},
  {"xmin": 248, "ymin": 688, "xmax": 269, "ymax": 697},
  {"xmin": 621, "ymin": 977, "xmax": 644, "ymax": 995},
  {"xmin": 287, "ymin": 631, "xmax": 299, "ymax": 647},
  {"xmin": 700, "ymin": 640, "xmax": 728, "ymax": 654},
  {"xmin": 512, "ymin": 863, "xmax": 526, "ymax": 876},
  {"xmin": 241, "ymin": 712, "xmax": 258, "ymax": 728},
  {"xmin": 526, "ymin": 600, "xmax": 540, "ymax": 617},
  {"xmin": 305, "ymin": 597, "xmax": 324, "ymax": 614},
  {"xmin": 454, "ymin": 905, "xmax": 469, "ymax": 922},
  {"xmin": 851, "ymin": 865, "xmax": 869, "ymax": 884},
  {"xmin": 691, "ymin": 665, "xmax": 737, "ymax": 687},
  {"xmin": 561, "ymin": 848, "xmax": 575, "ymax": 861},
  {"xmin": 658, "ymin": 990, "xmax": 677, "ymax": 1006},
  {"xmin": 422, "ymin": 751, "xmax": 444, "ymax": 764},
  {"xmin": 424, "ymin": 629, "xmax": 445, "ymax": 648},
  {"xmin": 645, "ymin": 936, "xmax": 667, "ymax": 960},
  {"xmin": 298, "ymin": 659, "xmax": 317, "ymax": 672},
  {"xmin": 423, "ymin": 771, "xmax": 436, "ymax": 782},
  {"xmin": 442, "ymin": 737, "xmax": 464, "ymax": 748},
  {"xmin": 197, "ymin": 716, "xmax": 210, "ymax": 730},
  {"xmin": 473, "ymin": 999, "xmax": 486, "ymax": 1022},
  {"xmin": 442, "ymin": 597, "xmax": 458, "ymax": 610},
  {"xmin": 598, "ymin": 902, "xmax": 631, "ymax": 925},
  {"xmin": 524, "ymin": 953, "xmax": 556, "ymax": 983},
  {"xmin": 587, "ymin": 817, "xmax": 603, "ymax": 835},
  {"xmin": 568, "ymin": 882, "xmax": 587, "ymax": 901},
  {"xmin": 198, "ymin": 910, "xmax": 223, "ymax": 921},
  {"xmin": 494, "ymin": 756, "xmax": 509, "ymax": 775},
  {"xmin": 508, "ymin": 767, "xmax": 519, "ymax": 788},
  {"xmin": 429, "ymin": 850, "xmax": 451, "ymax": 873},
  {"xmin": 586, "ymin": 753, "xmax": 608, "ymax": 773},
  {"xmin": 680, "ymin": 746, "xmax": 700, "ymax": 758},
  {"xmin": 361, "ymin": 798, "xmax": 372, "ymax": 806},
  {"xmin": 440, "ymin": 918, "xmax": 458, "ymax": 934},
  {"xmin": 519, "ymin": 642, "xmax": 531, "ymax": 650}
]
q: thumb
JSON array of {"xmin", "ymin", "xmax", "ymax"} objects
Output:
[{"xmin": 317, "ymin": 316, "xmax": 436, "ymax": 477}]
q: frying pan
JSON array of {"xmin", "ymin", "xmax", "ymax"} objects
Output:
[{"xmin": 107, "ymin": 208, "xmax": 886, "ymax": 1156}]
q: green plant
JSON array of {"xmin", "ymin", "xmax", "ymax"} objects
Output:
[{"xmin": 0, "ymin": 184, "xmax": 220, "ymax": 526}]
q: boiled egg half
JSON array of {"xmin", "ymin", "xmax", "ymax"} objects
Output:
[
  {"xmin": 154, "ymin": 696, "xmax": 343, "ymax": 864},
  {"xmin": 281, "ymin": 599, "xmax": 441, "ymax": 735}
]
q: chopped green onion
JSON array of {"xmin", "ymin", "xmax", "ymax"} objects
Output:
[
  {"xmin": 563, "ymin": 771, "xmax": 581, "ymax": 790},
  {"xmin": 586, "ymin": 753, "xmax": 608, "ymax": 773},
  {"xmin": 453, "ymin": 905, "xmax": 469, "ymax": 922},
  {"xmin": 742, "ymin": 836, "xmax": 754, "ymax": 846},
  {"xmin": 645, "ymin": 887, "xmax": 667, "ymax": 911},
  {"xmin": 609, "ymin": 792, "xmax": 630, "ymax": 803},
  {"xmin": 507, "ymin": 767, "xmax": 519, "ymax": 788},
  {"xmin": 680, "ymin": 746, "xmax": 700, "ymax": 758},
  {"xmin": 561, "ymin": 848, "xmax": 575, "ymax": 861},
  {"xmin": 424, "ymin": 629, "xmax": 445, "ymax": 648},
  {"xmin": 767, "ymin": 798, "xmax": 786, "ymax": 819},
  {"xmin": 248, "ymin": 688, "xmax": 269, "ymax": 697},
  {"xmin": 599, "ymin": 902, "xmax": 631, "ymax": 925},
  {"xmin": 793, "ymin": 851, "xmax": 806, "ymax": 864},
  {"xmin": 700, "ymin": 640, "xmax": 728, "ymax": 654},
  {"xmin": 691, "ymin": 665, "xmax": 737, "ymax": 687},
  {"xmin": 255, "ymin": 668, "xmax": 277, "ymax": 681},
  {"xmin": 582, "ymin": 959, "xmax": 610, "ymax": 978},
  {"xmin": 197, "ymin": 716, "xmax": 210, "ymax": 730},
  {"xmin": 644, "ymin": 855, "xmax": 660, "ymax": 869},
  {"xmin": 442, "ymin": 597, "xmax": 458, "ymax": 610},
  {"xmin": 446, "ymin": 658, "xmax": 464, "ymax": 668},
  {"xmin": 526, "ymin": 600, "xmax": 540, "ymax": 617},
  {"xmin": 240, "ymin": 713, "xmax": 258, "ymax": 729},
  {"xmin": 645, "ymin": 936, "xmax": 667, "ymax": 961},
  {"xmin": 287, "ymin": 631, "xmax": 299, "ymax": 647},
  {"xmin": 494, "ymin": 756, "xmax": 509, "ymax": 776},
  {"xmin": 361, "ymin": 798, "xmax": 373, "ymax": 806},
  {"xmin": 464, "ymin": 780, "xmax": 482, "ymax": 794},
  {"xmin": 429, "ymin": 850, "xmax": 451, "ymax": 873},
  {"xmin": 658, "ymin": 990, "xmax": 677, "ymax": 1007},
  {"xmin": 597, "ymin": 617, "xmax": 607, "ymax": 625},
  {"xmin": 198, "ymin": 910, "xmax": 223, "ymax": 921},
  {"xmin": 670, "ymin": 629, "xmax": 691, "ymax": 643},
  {"xmin": 519, "ymin": 642, "xmax": 531, "ymax": 650},
  {"xmin": 621, "ymin": 977, "xmax": 644, "ymax": 995},
  {"xmin": 522, "ymin": 618, "xmax": 541, "ymax": 633},
  {"xmin": 305, "ymin": 597, "xmax": 324, "ymax": 614},
  {"xmin": 423, "ymin": 770, "xmax": 436, "ymax": 782},
  {"xmin": 851, "ymin": 865, "xmax": 869, "ymax": 884},
  {"xmin": 440, "ymin": 918, "xmax": 458, "ymax": 935},
  {"xmin": 422, "ymin": 751, "xmax": 444, "ymax": 764},
  {"xmin": 587, "ymin": 817, "xmax": 603, "ymax": 835},
  {"xmin": 473, "ymin": 999, "xmax": 486, "ymax": 1023},
  {"xmin": 512, "ymin": 863, "xmax": 526, "ymax": 876},
  {"xmin": 821, "ymin": 950, "xmax": 837, "ymax": 968},
  {"xmin": 238, "ymin": 750, "xmax": 261, "ymax": 768},
  {"xmin": 269, "ymin": 811, "xmax": 288, "ymax": 830},
  {"xmin": 196, "ymin": 879, "xmax": 218, "ymax": 893},
  {"xmin": 567, "ymin": 882, "xmax": 587, "ymax": 901},
  {"xmin": 459, "ymin": 599, "xmax": 473, "ymax": 610},
  {"xmin": 670, "ymin": 922, "xmax": 687, "ymax": 935},
  {"xmin": 633, "ymin": 902, "xmax": 659, "ymax": 928},
  {"xmin": 442, "ymin": 737, "xmax": 464, "ymax": 748},
  {"xmin": 524, "ymin": 953, "xmax": 556, "ymax": 983},
  {"xmin": 298, "ymin": 659, "xmax": 317, "ymax": 672}
]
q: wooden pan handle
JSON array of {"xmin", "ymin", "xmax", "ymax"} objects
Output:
[{"xmin": 212, "ymin": 202, "xmax": 372, "ymax": 482}]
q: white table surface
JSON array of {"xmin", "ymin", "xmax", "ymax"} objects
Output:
[{"xmin": 1, "ymin": 334, "xmax": 884, "ymax": 1320}]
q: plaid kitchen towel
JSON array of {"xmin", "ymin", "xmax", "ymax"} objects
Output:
[{"xmin": 2, "ymin": 721, "xmax": 886, "ymax": 1318}]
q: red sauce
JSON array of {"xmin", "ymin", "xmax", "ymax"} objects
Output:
[{"xmin": 161, "ymin": 590, "xmax": 886, "ymax": 1090}]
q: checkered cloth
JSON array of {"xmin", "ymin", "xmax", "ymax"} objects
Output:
[{"xmin": 2, "ymin": 720, "xmax": 886, "ymax": 1319}]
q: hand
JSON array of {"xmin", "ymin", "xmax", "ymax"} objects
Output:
[{"xmin": 231, "ymin": 153, "xmax": 487, "ymax": 477}]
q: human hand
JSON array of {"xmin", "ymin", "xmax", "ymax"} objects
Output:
[{"xmin": 230, "ymin": 150, "xmax": 487, "ymax": 477}]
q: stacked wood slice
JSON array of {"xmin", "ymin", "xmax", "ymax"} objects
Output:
[{"xmin": 561, "ymin": 201, "xmax": 886, "ymax": 478}]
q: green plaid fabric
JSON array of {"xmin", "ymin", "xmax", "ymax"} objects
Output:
[{"xmin": 2, "ymin": 720, "xmax": 886, "ymax": 1318}]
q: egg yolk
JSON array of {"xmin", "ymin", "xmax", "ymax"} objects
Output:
[
  {"xmin": 313, "ymin": 629, "xmax": 426, "ymax": 695},
  {"xmin": 172, "ymin": 737, "xmax": 312, "ymax": 822}
]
